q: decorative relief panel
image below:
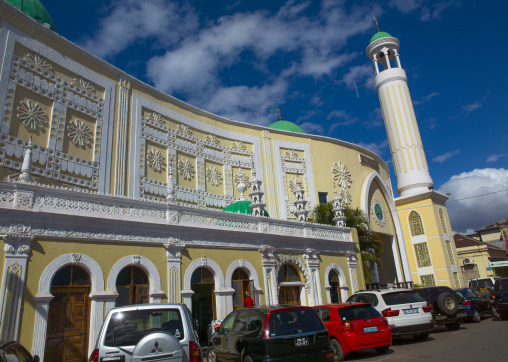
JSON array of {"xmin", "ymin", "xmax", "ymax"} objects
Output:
[
  {"xmin": 409, "ymin": 211, "xmax": 425, "ymax": 236},
  {"xmin": 332, "ymin": 161, "xmax": 353, "ymax": 205},
  {"xmin": 177, "ymin": 124, "xmax": 193, "ymax": 136},
  {"xmin": 288, "ymin": 177, "xmax": 303, "ymax": 193},
  {"xmin": 453, "ymin": 272, "xmax": 460, "ymax": 288},
  {"xmin": 414, "ymin": 242, "xmax": 432, "ymax": 268},
  {"xmin": 205, "ymin": 134, "xmax": 219, "ymax": 145},
  {"xmin": 1, "ymin": 54, "xmax": 106, "ymax": 191},
  {"xmin": 178, "ymin": 159, "xmax": 195, "ymax": 181},
  {"xmin": 371, "ymin": 199, "xmax": 386, "ymax": 227},
  {"xmin": 231, "ymin": 141, "xmax": 246, "ymax": 151},
  {"xmin": 446, "ymin": 240, "xmax": 455, "ymax": 265},
  {"xmin": 439, "ymin": 209, "xmax": 448, "ymax": 233},
  {"xmin": 420, "ymin": 274, "xmax": 436, "ymax": 287},
  {"xmin": 206, "ymin": 166, "xmax": 223, "ymax": 187},
  {"xmin": 147, "ymin": 149, "xmax": 165, "ymax": 172}
]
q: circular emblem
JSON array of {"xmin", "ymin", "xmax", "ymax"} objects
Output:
[{"xmin": 371, "ymin": 199, "xmax": 386, "ymax": 227}]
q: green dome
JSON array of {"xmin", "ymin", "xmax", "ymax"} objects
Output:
[
  {"xmin": 268, "ymin": 120, "xmax": 305, "ymax": 134},
  {"xmin": 223, "ymin": 200, "xmax": 269, "ymax": 217},
  {"xmin": 369, "ymin": 31, "xmax": 391, "ymax": 44},
  {"xmin": 6, "ymin": 0, "xmax": 56, "ymax": 32}
]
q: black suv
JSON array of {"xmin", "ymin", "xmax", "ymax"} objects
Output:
[
  {"xmin": 208, "ymin": 306, "xmax": 333, "ymax": 362},
  {"xmin": 492, "ymin": 278, "xmax": 508, "ymax": 320},
  {"xmin": 415, "ymin": 286, "xmax": 467, "ymax": 330}
]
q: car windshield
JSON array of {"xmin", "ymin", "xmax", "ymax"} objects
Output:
[
  {"xmin": 382, "ymin": 291, "xmax": 425, "ymax": 305},
  {"xmin": 495, "ymin": 279, "xmax": 508, "ymax": 291},
  {"xmin": 269, "ymin": 309, "xmax": 324, "ymax": 336},
  {"xmin": 105, "ymin": 309, "xmax": 184, "ymax": 347},
  {"xmin": 471, "ymin": 279, "xmax": 494, "ymax": 288},
  {"xmin": 338, "ymin": 305, "xmax": 381, "ymax": 321}
]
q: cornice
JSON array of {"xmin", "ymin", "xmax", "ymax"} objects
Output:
[{"xmin": 395, "ymin": 190, "xmax": 450, "ymax": 207}]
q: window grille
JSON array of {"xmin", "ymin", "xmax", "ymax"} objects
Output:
[
  {"xmin": 420, "ymin": 274, "xmax": 436, "ymax": 287},
  {"xmin": 409, "ymin": 211, "xmax": 424, "ymax": 236},
  {"xmin": 414, "ymin": 242, "xmax": 432, "ymax": 268},
  {"xmin": 439, "ymin": 209, "xmax": 448, "ymax": 233}
]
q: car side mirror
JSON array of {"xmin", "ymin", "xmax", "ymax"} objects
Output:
[{"xmin": 32, "ymin": 356, "xmax": 40, "ymax": 362}]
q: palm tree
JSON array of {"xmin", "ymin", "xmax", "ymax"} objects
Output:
[{"xmin": 310, "ymin": 203, "xmax": 384, "ymax": 283}]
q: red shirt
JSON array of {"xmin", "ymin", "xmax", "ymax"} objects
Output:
[{"xmin": 244, "ymin": 297, "xmax": 254, "ymax": 307}]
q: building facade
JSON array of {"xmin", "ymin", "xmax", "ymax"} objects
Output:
[{"xmin": 0, "ymin": 2, "xmax": 416, "ymax": 361}]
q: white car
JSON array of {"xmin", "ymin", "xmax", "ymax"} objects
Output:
[{"xmin": 346, "ymin": 288, "xmax": 434, "ymax": 340}]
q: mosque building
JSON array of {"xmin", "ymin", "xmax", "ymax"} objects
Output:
[{"xmin": 0, "ymin": 1, "xmax": 462, "ymax": 360}]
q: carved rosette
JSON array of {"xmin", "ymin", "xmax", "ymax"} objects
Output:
[
  {"xmin": 73, "ymin": 78, "xmax": 95, "ymax": 92},
  {"xmin": 150, "ymin": 112, "xmax": 164, "ymax": 124},
  {"xmin": 340, "ymin": 188, "xmax": 352, "ymax": 205},
  {"xmin": 177, "ymin": 124, "xmax": 193, "ymax": 136},
  {"xmin": 206, "ymin": 166, "xmax": 223, "ymax": 186},
  {"xmin": 285, "ymin": 149, "xmax": 299, "ymax": 158},
  {"xmin": 205, "ymin": 134, "xmax": 220, "ymax": 144},
  {"xmin": 24, "ymin": 53, "xmax": 52, "ymax": 70},
  {"xmin": 147, "ymin": 149, "xmax": 166, "ymax": 172},
  {"xmin": 232, "ymin": 141, "xmax": 246, "ymax": 150},
  {"xmin": 67, "ymin": 119, "xmax": 93, "ymax": 146},
  {"xmin": 234, "ymin": 171, "xmax": 250, "ymax": 188},
  {"xmin": 17, "ymin": 100, "xmax": 48, "ymax": 131},
  {"xmin": 332, "ymin": 161, "xmax": 352, "ymax": 189},
  {"xmin": 289, "ymin": 178, "xmax": 303, "ymax": 193},
  {"xmin": 178, "ymin": 159, "xmax": 195, "ymax": 180}
]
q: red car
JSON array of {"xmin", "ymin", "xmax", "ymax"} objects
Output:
[{"xmin": 314, "ymin": 303, "xmax": 392, "ymax": 361}]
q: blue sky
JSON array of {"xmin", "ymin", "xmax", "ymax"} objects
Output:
[{"xmin": 39, "ymin": 0, "xmax": 507, "ymax": 233}]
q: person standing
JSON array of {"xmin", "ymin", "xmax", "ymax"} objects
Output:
[{"xmin": 244, "ymin": 291, "xmax": 254, "ymax": 307}]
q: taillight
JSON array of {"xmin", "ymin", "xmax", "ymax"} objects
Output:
[
  {"xmin": 89, "ymin": 349, "xmax": 99, "ymax": 362},
  {"xmin": 341, "ymin": 321, "xmax": 353, "ymax": 332},
  {"xmin": 382, "ymin": 308, "xmax": 400, "ymax": 317},
  {"xmin": 492, "ymin": 294, "xmax": 496, "ymax": 300},
  {"xmin": 422, "ymin": 304, "xmax": 434, "ymax": 313},
  {"xmin": 263, "ymin": 312, "xmax": 272, "ymax": 338},
  {"xmin": 464, "ymin": 300, "xmax": 472, "ymax": 306},
  {"xmin": 189, "ymin": 341, "xmax": 200, "ymax": 362}
]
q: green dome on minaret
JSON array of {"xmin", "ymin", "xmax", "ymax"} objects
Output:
[
  {"xmin": 5, "ymin": 0, "xmax": 57, "ymax": 32},
  {"xmin": 268, "ymin": 109, "xmax": 305, "ymax": 134},
  {"xmin": 369, "ymin": 31, "xmax": 392, "ymax": 44}
]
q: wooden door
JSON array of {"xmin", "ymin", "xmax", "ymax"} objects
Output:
[
  {"xmin": 44, "ymin": 286, "xmax": 90, "ymax": 362},
  {"xmin": 278, "ymin": 286, "xmax": 301, "ymax": 305}
]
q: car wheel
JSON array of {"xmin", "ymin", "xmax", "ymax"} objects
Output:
[
  {"xmin": 490, "ymin": 305, "xmax": 498, "ymax": 318},
  {"xmin": 374, "ymin": 345, "xmax": 390, "ymax": 354},
  {"xmin": 472, "ymin": 309, "xmax": 481, "ymax": 323},
  {"xmin": 208, "ymin": 346, "xmax": 217, "ymax": 362},
  {"xmin": 500, "ymin": 312, "xmax": 508, "ymax": 320},
  {"xmin": 445, "ymin": 321, "xmax": 460, "ymax": 330},
  {"xmin": 243, "ymin": 355, "xmax": 254, "ymax": 362},
  {"xmin": 330, "ymin": 339, "xmax": 345, "ymax": 362},
  {"xmin": 437, "ymin": 292, "xmax": 458, "ymax": 315}
]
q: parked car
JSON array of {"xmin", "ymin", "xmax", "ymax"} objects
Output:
[
  {"xmin": 207, "ymin": 306, "xmax": 333, "ymax": 362},
  {"xmin": 313, "ymin": 303, "xmax": 392, "ymax": 361},
  {"xmin": 492, "ymin": 277, "xmax": 508, "ymax": 320},
  {"xmin": 414, "ymin": 286, "xmax": 467, "ymax": 330},
  {"xmin": 468, "ymin": 277, "xmax": 500, "ymax": 296},
  {"xmin": 346, "ymin": 288, "xmax": 434, "ymax": 340},
  {"xmin": 89, "ymin": 303, "xmax": 202, "ymax": 362},
  {"xmin": 454, "ymin": 287, "xmax": 497, "ymax": 322},
  {"xmin": 0, "ymin": 341, "xmax": 39, "ymax": 362}
]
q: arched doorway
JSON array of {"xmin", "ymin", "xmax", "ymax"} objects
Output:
[
  {"xmin": 329, "ymin": 270, "xmax": 341, "ymax": 303},
  {"xmin": 278, "ymin": 264, "xmax": 302, "ymax": 305},
  {"xmin": 115, "ymin": 266, "xmax": 149, "ymax": 307},
  {"xmin": 232, "ymin": 268, "xmax": 254, "ymax": 309},
  {"xmin": 44, "ymin": 265, "xmax": 90, "ymax": 362},
  {"xmin": 191, "ymin": 267, "xmax": 215, "ymax": 345}
]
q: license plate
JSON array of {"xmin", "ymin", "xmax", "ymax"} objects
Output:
[
  {"xmin": 404, "ymin": 308, "xmax": 419, "ymax": 315},
  {"xmin": 364, "ymin": 326, "xmax": 378, "ymax": 333},
  {"xmin": 295, "ymin": 337, "xmax": 309, "ymax": 346}
]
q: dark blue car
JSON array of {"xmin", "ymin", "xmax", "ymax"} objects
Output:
[
  {"xmin": 454, "ymin": 287, "xmax": 496, "ymax": 322},
  {"xmin": 492, "ymin": 278, "xmax": 508, "ymax": 320}
]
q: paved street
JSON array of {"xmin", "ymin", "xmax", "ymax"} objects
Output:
[{"xmin": 345, "ymin": 316, "xmax": 507, "ymax": 361}]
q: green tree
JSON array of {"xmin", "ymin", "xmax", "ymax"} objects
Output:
[{"xmin": 310, "ymin": 203, "xmax": 384, "ymax": 283}]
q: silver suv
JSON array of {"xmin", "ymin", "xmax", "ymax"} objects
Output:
[
  {"xmin": 89, "ymin": 303, "xmax": 202, "ymax": 362},
  {"xmin": 347, "ymin": 288, "xmax": 434, "ymax": 340}
]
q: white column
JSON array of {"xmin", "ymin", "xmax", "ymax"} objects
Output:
[
  {"xmin": 348, "ymin": 255, "xmax": 359, "ymax": 293},
  {"xmin": 0, "ymin": 234, "xmax": 33, "ymax": 340},
  {"xmin": 114, "ymin": 78, "xmax": 130, "ymax": 195},
  {"xmin": 262, "ymin": 131, "xmax": 278, "ymax": 217},
  {"xmin": 260, "ymin": 248, "xmax": 278, "ymax": 306},
  {"xmin": 304, "ymin": 251, "xmax": 322, "ymax": 306},
  {"xmin": 165, "ymin": 240, "xmax": 185, "ymax": 303}
]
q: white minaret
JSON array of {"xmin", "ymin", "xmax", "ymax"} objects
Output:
[{"xmin": 366, "ymin": 20, "xmax": 433, "ymax": 197}]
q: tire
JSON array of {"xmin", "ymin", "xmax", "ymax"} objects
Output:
[
  {"xmin": 374, "ymin": 345, "xmax": 390, "ymax": 354},
  {"xmin": 500, "ymin": 312, "xmax": 508, "ymax": 320},
  {"xmin": 490, "ymin": 305, "xmax": 498, "ymax": 318},
  {"xmin": 437, "ymin": 292, "xmax": 458, "ymax": 315},
  {"xmin": 243, "ymin": 356, "xmax": 254, "ymax": 362},
  {"xmin": 445, "ymin": 321, "xmax": 460, "ymax": 330},
  {"xmin": 472, "ymin": 309, "xmax": 481, "ymax": 323},
  {"xmin": 412, "ymin": 332, "xmax": 429, "ymax": 341},
  {"xmin": 330, "ymin": 339, "xmax": 345, "ymax": 362},
  {"xmin": 208, "ymin": 346, "xmax": 217, "ymax": 362}
]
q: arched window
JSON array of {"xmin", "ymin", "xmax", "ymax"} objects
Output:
[
  {"xmin": 439, "ymin": 209, "xmax": 448, "ymax": 233},
  {"xmin": 116, "ymin": 266, "xmax": 149, "ymax": 307},
  {"xmin": 278, "ymin": 264, "xmax": 301, "ymax": 283},
  {"xmin": 278, "ymin": 264, "xmax": 302, "ymax": 305},
  {"xmin": 329, "ymin": 270, "xmax": 341, "ymax": 303},
  {"xmin": 409, "ymin": 210, "xmax": 424, "ymax": 236},
  {"xmin": 232, "ymin": 268, "xmax": 253, "ymax": 309}
]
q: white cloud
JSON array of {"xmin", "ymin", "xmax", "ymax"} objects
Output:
[
  {"xmin": 80, "ymin": 0, "xmax": 198, "ymax": 59},
  {"xmin": 487, "ymin": 153, "xmax": 505, "ymax": 163},
  {"xmin": 389, "ymin": 0, "xmax": 461, "ymax": 22},
  {"xmin": 357, "ymin": 140, "xmax": 389, "ymax": 155},
  {"xmin": 462, "ymin": 101, "xmax": 482, "ymax": 113},
  {"xmin": 433, "ymin": 149, "xmax": 460, "ymax": 163},
  {"xmin": 389, "ymin": 0, "xmax": 424, "ymax": 13},
  {"xmin": 341, "ymin": 64, "xmax": 375, "ymax": 90},
  {"xmin": 300, "ymin": 122, "xmax": 325, "ymax": 135},
  {"xmin": 438, "ymin": 168, "xmax": 508, "ymax": 234},
  {"xmin": 413, "ymin": 92, "xmax": 440, "ymax": 105}
]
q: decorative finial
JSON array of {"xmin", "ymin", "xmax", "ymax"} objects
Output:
[
  {"xmin": 237, "ymin": 168, "xmax": 247, "ymax": 201},
  {"xmin": 334, "ymin": 188, "xmax": 338, "ymax": 198},
  {"xmin": 373, "ymin": 17, "xmax": 380, "ymax": 32},
  {"xmin": 278, "ymin": 108, "xmax": 282, "ymax": 121}
]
